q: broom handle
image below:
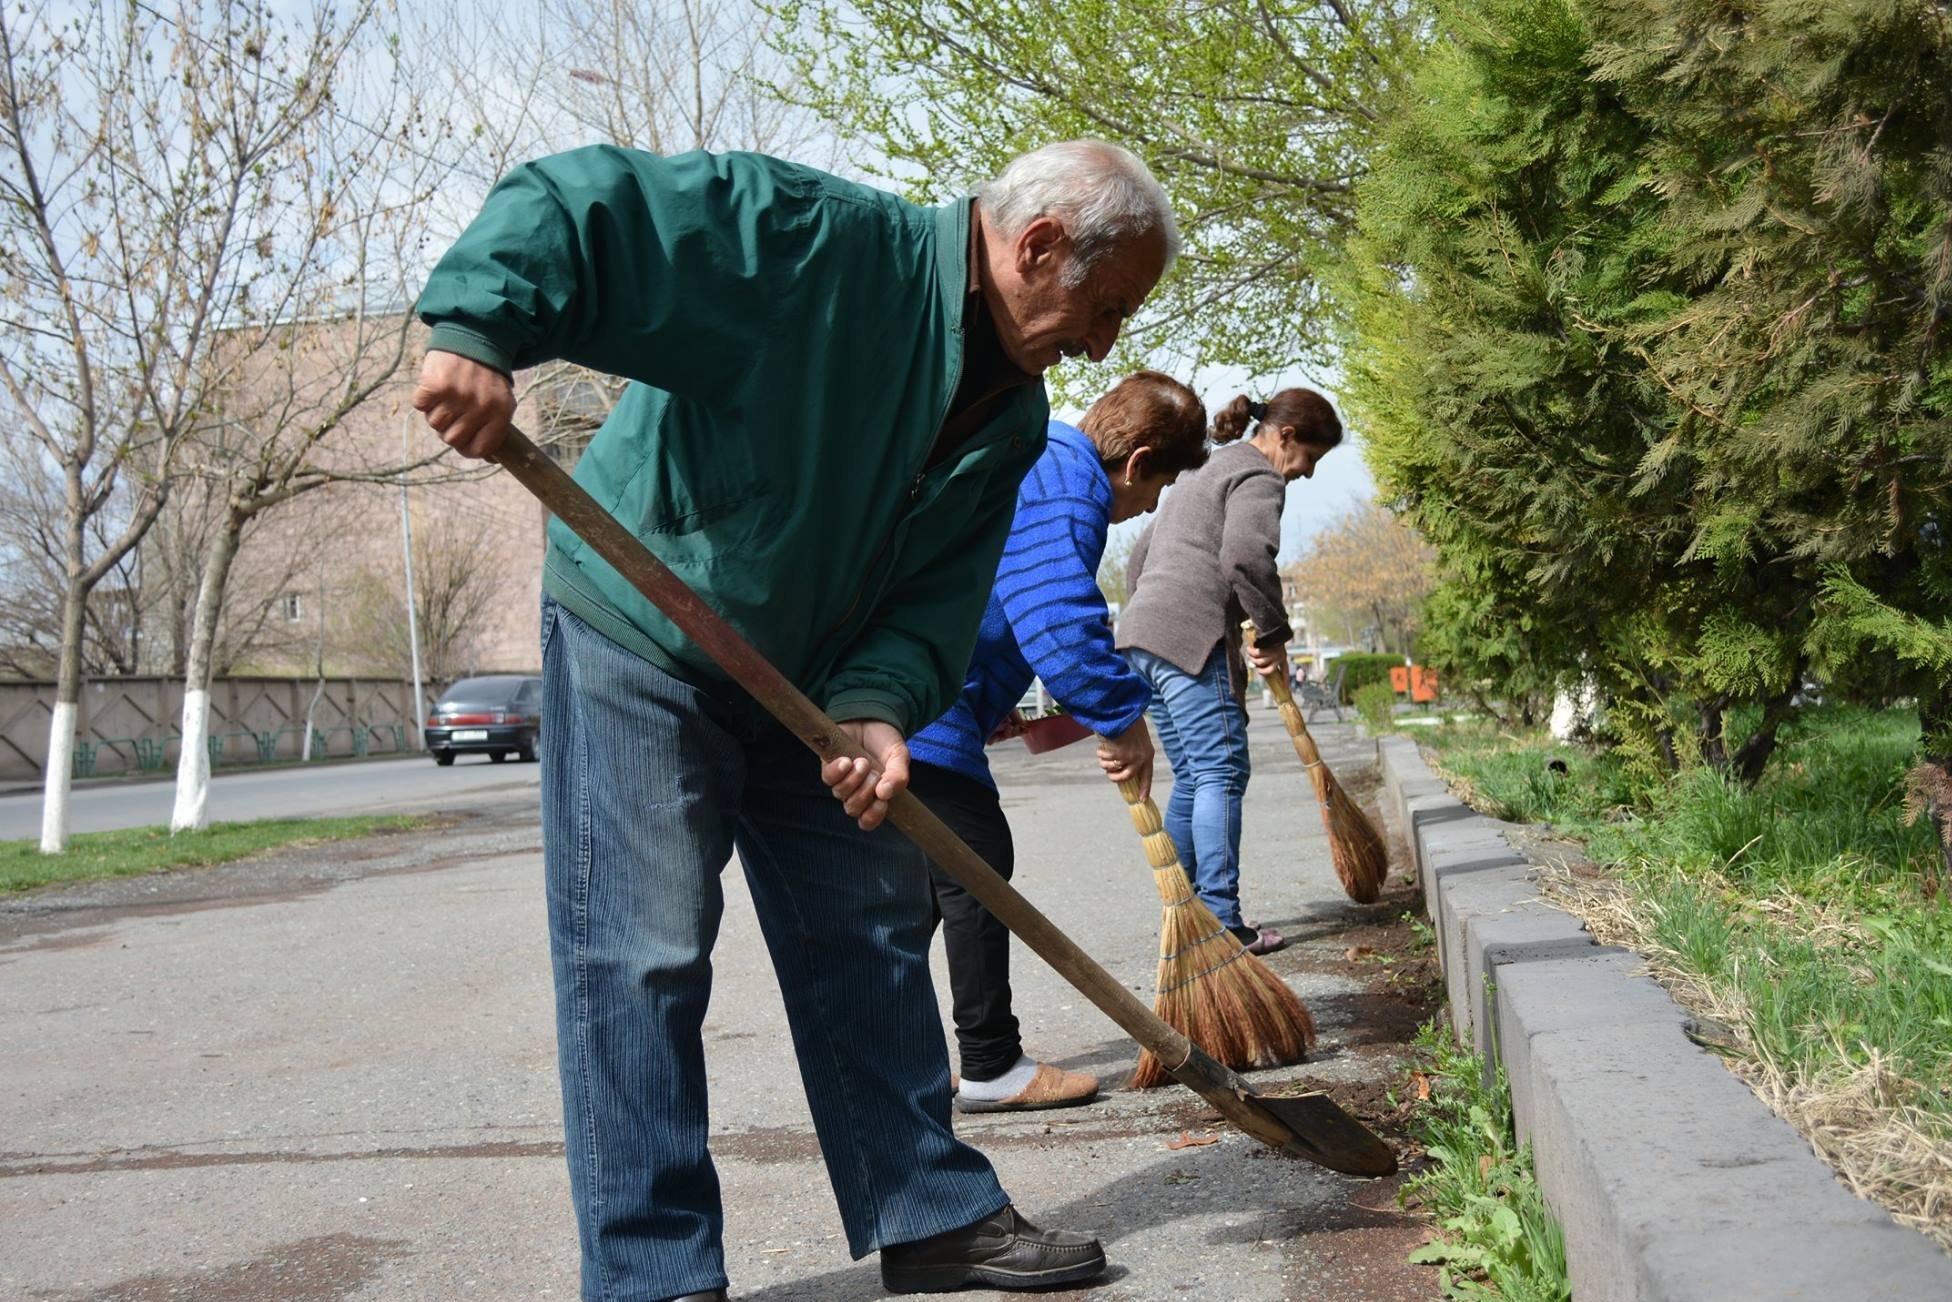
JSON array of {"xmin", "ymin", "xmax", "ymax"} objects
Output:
[
  {"xmin": 1242, "ymin": 620, "xmax": 1328, "ymax": 775},
  {"xmin": 488, "ymin": 429, "xmax": 1325, "ymax": 1123},
  {"xmin": 1117, "ymin": 778, "xmax": 1183, "ymax": 871}
]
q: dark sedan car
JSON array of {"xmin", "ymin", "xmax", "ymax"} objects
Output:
[{"xmin": 424, "ymin": 675, "xmax": 542, "ymax": 765}]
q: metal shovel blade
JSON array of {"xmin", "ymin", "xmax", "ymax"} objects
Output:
[
  {"xmin": 1252, "ymin": 1090, "xmax": 1399, "ymax": 1176},
  {"xmin": 1167, "ymin": 1045, "xmax": 1397, "ymax": 1177}
]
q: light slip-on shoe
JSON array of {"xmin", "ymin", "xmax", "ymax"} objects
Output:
[{"xmin": 954, "ymin": 1062, "xmax": 1099, "ymax": 1114}]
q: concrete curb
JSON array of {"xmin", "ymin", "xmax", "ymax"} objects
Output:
[{"xmin": 1374, "ymin": 734, "xmax": 1952, "ymax": 1300}]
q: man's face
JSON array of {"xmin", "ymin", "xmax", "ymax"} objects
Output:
[{"xmin": 991, "ymin": 218, "xmax": 1168, "ymax": 375}]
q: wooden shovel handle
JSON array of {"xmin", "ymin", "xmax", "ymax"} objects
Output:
[
  {"xmin": 491, "ymin": 427, "xmax": 1378, "ymax": 1161},
  {"xmin": 491, "ymin": 428, "xmax": 1197, "ymax": 1061}
]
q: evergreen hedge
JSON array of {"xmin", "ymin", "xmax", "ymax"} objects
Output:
[{"xmin": 1331, "ymin": 653, "xmax": 1404, "ymax": 703}]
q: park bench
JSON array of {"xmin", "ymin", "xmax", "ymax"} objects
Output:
[{"xmin": 1299, "ymin": 661, "xmax": 1347, "ymax": 723}]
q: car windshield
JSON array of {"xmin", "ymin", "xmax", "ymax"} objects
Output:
[{"xmin": 436, "ymin": 676, "xmax": 529, "ymax": 708}]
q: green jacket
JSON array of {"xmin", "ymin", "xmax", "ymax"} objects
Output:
[{"xmin": 418, "ymin": 146, "xmax": 1050, "ymax": 736}]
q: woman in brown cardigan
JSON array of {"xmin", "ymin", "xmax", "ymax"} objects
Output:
[{"xmin": 1115, "ymin": 389, "xmax": 1345, "ymax": 953}]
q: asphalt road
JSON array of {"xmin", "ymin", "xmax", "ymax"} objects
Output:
[
  {"xmin": 0, "ymin": 752, "xmax": 538, "ymax": 841},
  {"xmin": 1, "ymin": 713, "xmax": 1438, "ymax": 1301}
]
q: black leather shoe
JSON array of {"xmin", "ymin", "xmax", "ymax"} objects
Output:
[
  {"xmin": 880, "ymin": 1205, "xmax": 1106, "ymax": 1293},
  {"xmin": 667, "ymin": 1292, "xmax": 726, "ymax": 1301}
]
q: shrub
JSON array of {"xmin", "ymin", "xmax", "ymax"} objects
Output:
[
  {"xmin": 1354, "ymin": 681, "xmax": 1396, "ymax": 733},
  {"xmin": 1333, "ymin": 652, "xmax": 1404, "ymax": 702}
]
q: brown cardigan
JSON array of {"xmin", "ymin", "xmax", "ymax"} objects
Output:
[{"xmin": 1115, "ymin": 441, "xmax": 1293, "ymax": 699}]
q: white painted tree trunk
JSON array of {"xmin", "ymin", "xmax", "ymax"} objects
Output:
[
  {"xmin": 1549, "ymin": 676, "xmax": 1603, "ymax": 741},
  {"xmin": 40, "ymin": 701, "xmax": 76, "ymax": 854},
  {"xmin": 170, "ymin": 517, "xmax": 243, "ymax": 834},
  {"xmin": 171, "ymin": 688, "xmax": 212, "ymax": 832},
  {"xmin": 40, "ymin": 580, "xmax": 89, "ymax": 854}
]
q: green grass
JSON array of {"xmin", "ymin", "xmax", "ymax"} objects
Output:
[
  {"xmin": 1400, "ymin": 1022, "xmax": 1571, "ymax": 1300},
  {"xmin": 1424, "ymin": 705, "xmax": 1952, "ymax": 1140},
  {"xmin": 0, "ymin": 815, "xmax": 428, "ymax": 893}
]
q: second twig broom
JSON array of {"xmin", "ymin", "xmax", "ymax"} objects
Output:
[
  {"xmin": 1119, "ymin": 778, "xmax": 1314, "ymax": 1089},
  {"xmin": 1244, "ymin": 621, "xmax": 1390, "ymax": 904}
]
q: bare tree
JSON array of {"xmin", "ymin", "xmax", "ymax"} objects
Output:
[
  {"xmin": 1286, "ymin": 501, "xmax": 1436, "ymax": 656},
  {"xmin": 342, "ymin": 516, "xmax": 508, "ymax": 691},
  {"xmin": 0, "ymin": 1, "xmax": 334, "ymax": 848},
  {"xmin": 0, "ymin": 447, "xmax": 150, "ymax": 677},
  {"xmin": 0, "ymin": 0, "xmax": 474, "ymax": 846},
  {"xmin": 468, "ymin": 0, "xmax": 846, "ymax": 449},
  {"xmin": 502, "ymin": 0, "xmax": 837, "ymax": 161}
]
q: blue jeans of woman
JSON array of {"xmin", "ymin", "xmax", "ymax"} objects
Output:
[
  {"xmin": 540, "ymin": 597, "xmax": 1008, "ymax": 1301},
  {"xmin": 1123, "ymin": 645, "xmax": 1253, "ymax": 929}
]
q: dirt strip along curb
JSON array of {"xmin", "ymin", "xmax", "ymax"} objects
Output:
[{"xmin": 1375, "ymin": 734, "xmax": 1952, "ymax": 1301}]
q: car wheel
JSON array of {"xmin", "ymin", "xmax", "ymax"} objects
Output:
[
  {"xmin": 518, "ymin": 735, "xmax": 537, "ymax": 764},
  {"xmin": 489, "ymin": 750, "xmax": 507, "ymax": 764},
  {"xmin": 434, "ymin": 750, "xmax": 455, "ymax": 767}
]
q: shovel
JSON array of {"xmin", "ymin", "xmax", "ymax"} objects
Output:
[{"xmin": 490, "ymin": 425, "xmax": 1396, "ymax": 1178}]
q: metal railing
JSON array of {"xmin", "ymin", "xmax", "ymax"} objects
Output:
[{"xmin": 71, "ymin": 722, "xmax": 414, "ymax": 779}]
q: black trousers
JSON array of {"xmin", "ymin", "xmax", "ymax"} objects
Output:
[{"xmin": 908, "ymin": 761, "xmax": 1023, "ymax": 1082}]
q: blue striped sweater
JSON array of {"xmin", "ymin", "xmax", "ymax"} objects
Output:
[{"xmin": 909, "ymin": 421, "xmax": 1151, "ymax": 788}]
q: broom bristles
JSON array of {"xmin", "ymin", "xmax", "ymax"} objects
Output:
[
  {"xmin": 1120, "ymin": 780, "xmax": 1314, "ymax": 1090},
  {"xmin": 1323, "ymin": 771, "xmax": 1389, "ymax": 903},
  {"xmin": 1130, "ymin": 866, "xmax": 1315, "ymax": 1088},
  {"xmin": 1282, "ymin": 700, "xmax": 1389, "ymax": 904}
]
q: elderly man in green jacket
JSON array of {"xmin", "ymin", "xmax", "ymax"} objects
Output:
[{"xmin": 413, "ymin": 140, "xmax": 1175, "ymax": 1302}]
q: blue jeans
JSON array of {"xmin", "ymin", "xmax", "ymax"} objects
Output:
[
  {"xmin": 1124, "ymin": 645, "xmax": 1253, "ymax": 929},
  {"xmin": 541, "ymin": 598, "xmax": 1008, "ymax": 1301}
]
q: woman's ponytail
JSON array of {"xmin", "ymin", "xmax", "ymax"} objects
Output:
[
  {"xmin": 1211, "ymin": 394, "xmax": 1256, "ymax": 444},
  {"xmin": 1210, "ymin": 389, "xmax": 1342, "ymax": 449}
]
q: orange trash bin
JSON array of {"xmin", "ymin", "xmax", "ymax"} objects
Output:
[{"xmin": 1388, "ymin": 665, "xmax": 1410, "ymax": 695}]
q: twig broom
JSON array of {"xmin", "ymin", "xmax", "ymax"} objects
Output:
[
  {"xmin": 1119, "ymin": 778, "xmax": 1314, "ymax": 1089},
  {"xmin": 1244, "ymin": 621, "xmax": 1389, "ymax": 904}
]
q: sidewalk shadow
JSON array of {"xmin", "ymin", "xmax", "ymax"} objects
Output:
[
  {"xmin": 734, "ymin": 1262, "xmax": 1133, "ymax": 1300},
  {"xmin": 731, "ymin": 1146, "xmax": 1413, "ymax": 1299}
]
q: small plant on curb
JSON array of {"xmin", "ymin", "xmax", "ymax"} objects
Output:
[
  {"xmin": 1355, "ymin": 681, "xmax": 1398, "ymax": 734},
  {"xmin": 1400, "ymin": 1021, "xmax": 1570, "ymax": 1301}
]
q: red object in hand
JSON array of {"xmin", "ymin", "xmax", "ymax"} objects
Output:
[{"xmin": 1020, "ymin": 713, "xmax": 1093, "ymax": 753}]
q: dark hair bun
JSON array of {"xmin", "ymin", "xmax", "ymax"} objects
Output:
[{"xmin": 1211, "ymin": 394, "xmax": 1255, "ymax": 443}]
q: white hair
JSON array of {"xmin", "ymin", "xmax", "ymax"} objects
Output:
[{"xmin": 977, "ymin": 140, "xmax": 1180, "ymax": 288}]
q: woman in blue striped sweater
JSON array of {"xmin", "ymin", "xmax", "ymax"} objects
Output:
[{"xmin": 908, "ymin": 371, "xmax": 1210, "ymax": 1113}]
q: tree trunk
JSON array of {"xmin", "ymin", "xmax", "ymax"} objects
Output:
[
  {"xmin": 1912, "ymin": 686, "xmax": 1952, "ymax": 898},
  {"xmin": 1917, "ymin": 755, "xmax": 1952, "ymax": 900},
  {"xmin": 301, "ymin": 561, "xmax": 329, "ymax": 762},
  {"xmin": 40, "ymin": 583, "xmax": 87, "ymax": 854},
  {"xmin": 1698, "ymin": 701, "xmax": 1728, "ymax": 769},
  {"xmin": 1729, "ymin": 671, "xmax": 1804, "ymax": 788},
  {"xmin": 169, "ymin": 514, "xmax": 245, "ymax": 834}
]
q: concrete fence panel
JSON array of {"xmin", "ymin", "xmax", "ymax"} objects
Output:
[{"xmin": 0, "ymin": 677, "xmax": 428, "ymax": 781}]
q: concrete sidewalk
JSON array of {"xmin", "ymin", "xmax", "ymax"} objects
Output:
[{"xmin": 2, "ymin": 717, "xmax": 1436, "ymax": 1301}]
